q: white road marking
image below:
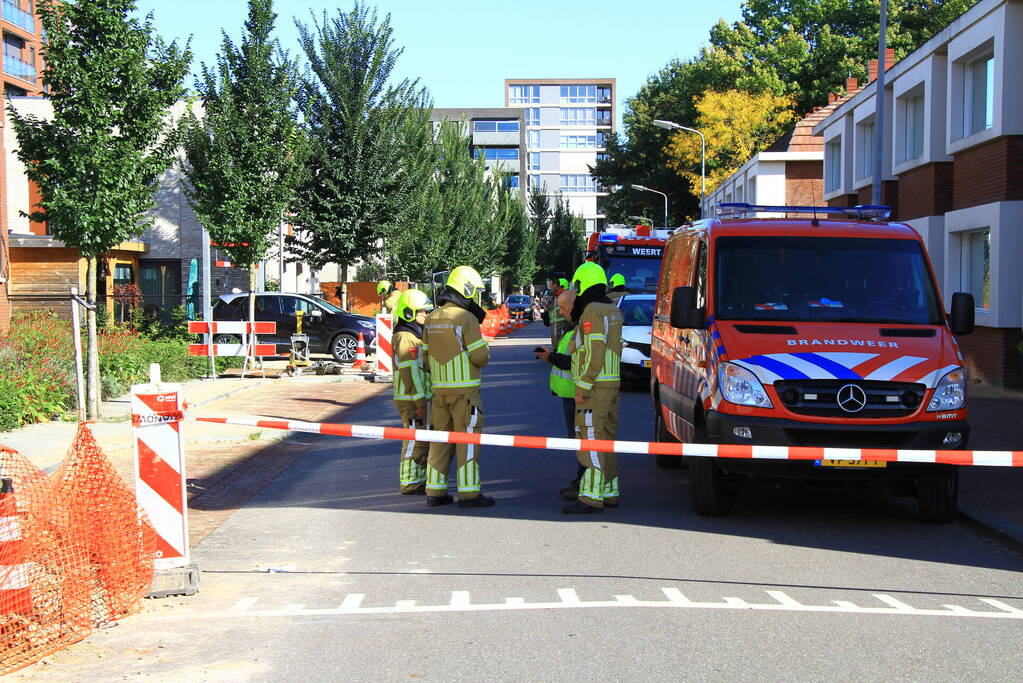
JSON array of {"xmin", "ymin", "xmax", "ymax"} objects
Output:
[{"xmin": 207, "ymin": 589, "xmax": 1023, "ymax": 621}]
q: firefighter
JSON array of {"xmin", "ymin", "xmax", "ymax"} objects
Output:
[
  {"xmin": 378, "ymin": 280, "xmax": 400, "ymax": 314},
  {"xmin": 535, "ymin": 289, "xmax": 587, "ymax": 493},
  {"xmin": 608, "ymin": 273, "xmax": 628, "ymax": 303},
  {"xmin": 391, "ymin": 288, "xmax": 434, "ymax": 495},
  {"xmin": 564, "ymin": 261, "xmax": 623, "ymax": 514},
  {"xmin": 421, "ymin": 266, "xmax": 495, "ymax": 508},
  {"xmin": 544, "ymin": 276, "xmax": 569, "ymax": 346}
]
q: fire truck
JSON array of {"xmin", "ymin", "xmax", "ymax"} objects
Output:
[{"xmin": 584, "ymin": 224, "xmax": 671, "ymax": 292}]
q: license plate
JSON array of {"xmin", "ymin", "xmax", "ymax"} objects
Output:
[
  {"xmin": 815, "ymin": 459, "xmax": 887, "ymax": 468},
  {"xmin": 642, "ymin": 360, "xmax": 651, "ymax": 368}
]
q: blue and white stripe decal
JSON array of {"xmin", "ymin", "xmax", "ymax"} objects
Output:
[{"xmin": 735, "ymin": 352, "xmax": 937, "ymax": 385}]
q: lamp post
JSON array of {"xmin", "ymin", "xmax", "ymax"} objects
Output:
[
  {"xmin": 653, "ymin": 119, "xmax": 705, "ymax": 218},
  {"xmin": 631, "ymin": 185, "xmax": 668, "ymax": 228}
]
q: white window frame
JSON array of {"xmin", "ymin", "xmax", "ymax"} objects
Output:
[
  {"xmin": 855, "ymin": 118, "xmax": 875, "ymax": 182},
  {"xmin": 896, "ymin": 88, "xmax": 926, "ymax": 165},
  {"xmin": 559, "ymin": 108, "xmax": 596, "ymax": 126},
  {"xmin": 509, "ymin": 85, "xmax": 539, "ymax": 105},
  {"xmin": 527, "ymin": 130, "xmax": 540, "ymax": 149},
  {"xmin": 964, "ymin": 53, "xmax": 993, "ymax": 137},
  {"xmin": 960, "ymin": 228, "xmax": 991, "ymax": 310},
  {"xmin": 560, "ymin": 174, "xmax": 595, "ymax": 193},
  {"xmin": 824, "ymin": 137, "xmax": 842, "ymax": 193},
  {"xmin": 524, "ymin": 107, "xmax": 540, "ymax": 126}
]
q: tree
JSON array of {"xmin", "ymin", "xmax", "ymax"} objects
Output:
[
  {"xmin": 498, "ymin": 186, "xmax": 537, "ymax": 290},
  {"xmin": 538, "ymin": 194, "xmax": 584, "ymax": 278},
  {"xmin": 8, "ymin": 0, "xmax": 190, "ymax": 418},
  {"xmin": 181, "ymin": 0, "xmax": 305, "ymax": 329},
  {"xmin": 289, "ymin": 2, "xmax": 430, "ymax": 286},
  {"xmin": 664, "ymin": 89, "xmax": 796, "ymax": 194}
]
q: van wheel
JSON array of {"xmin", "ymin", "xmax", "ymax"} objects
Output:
[
  {"xmin": 654, "ymin": 408, "xmax": 681, "ymax": 468},
  {"xmin": 917, "ymin": 469, "xmax": 958, "ymax": 523},
  {"xmin": 689, "ymin": 430, "xmax": 735, "ymax": 516}
]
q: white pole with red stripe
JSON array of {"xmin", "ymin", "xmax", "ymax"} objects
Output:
[
  {"xmin": 0, "ymin": 477, "xmax": 31, "ymax": 614},
  {"xmin": 374, "ymin": 314, "xmax": 393, "ymax": 381},
  {"xmin": 131, "ymin": 384, "xmax": 189, "ymax": 570}
]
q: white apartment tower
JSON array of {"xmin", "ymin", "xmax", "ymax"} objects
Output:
[{"xmin": 505, "ymin": 78, "xmax": 615, "ymax": 235}]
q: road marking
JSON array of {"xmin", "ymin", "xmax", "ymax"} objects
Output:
[{"xmin": 210, "ymin": 589, "xmax": 1023, "ymax": 621}]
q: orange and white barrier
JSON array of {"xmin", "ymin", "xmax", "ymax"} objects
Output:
[
  {"xmin": 186, "ymin": 320, "xmax": 277, "ymax": 363},
  {"xmin": 188, "ymin": 321, "xmax": 275, "ymax": 335},
  {"xmin": 0, "ymin": 478, "xmax": 31, "ymax": 613},
  {"xmin": 188, "ymin": 343, "xmax": 276, "ymax": 357},
  {"xmin": 375, "ymin": 315, "xmax": 393, "ymax": 376},
  {"xmin": 353, "ymin": 333, "xmax": 367, "ymax": 369},
  {"xmin": 131, "ymin": 384, "xmax": 189, "ymax": 570},
  {"xmin": 193, "ymin": 415, "xmax": 1023, "ymax": 467}
]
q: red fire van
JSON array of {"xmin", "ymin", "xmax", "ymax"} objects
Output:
[{"xmin": 650, "ymin": 204, "xmax": 975, "ymax": 522}]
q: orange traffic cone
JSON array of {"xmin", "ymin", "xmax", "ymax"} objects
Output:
[
  {"xmin": 353, "ymin": 333, "xmax": 367, "ymax": 369},
  {"xmin": 0, "ymin": 478, "xmax": 31, "ymax": 614}
]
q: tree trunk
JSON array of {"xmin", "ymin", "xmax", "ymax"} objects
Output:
[
  {"xmin": 86, "ymin": 256, "xmax": 101, "ymax": 420},
  {"xmin": 248, "ymin": 265, "xmax": 257, "ymax": 369},
  {"xmin": 340, "ymin": 263, "xmax": 348, "ymax": 310}
]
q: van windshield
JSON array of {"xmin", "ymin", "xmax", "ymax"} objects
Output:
[
  {"xmin": 603, "ymin": 256, "xmax": 663, "ymax": 292},
  {"xmin": 714, "ymin": 236, "xmax": 942, "ymax": 324}
]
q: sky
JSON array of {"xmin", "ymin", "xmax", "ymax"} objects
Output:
[{"xmin": 133, "ymin": 0, "xmax": 745, "ymax": 128}]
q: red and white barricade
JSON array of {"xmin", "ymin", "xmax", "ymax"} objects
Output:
[
  {"xmin": 0, "ymin": 478, "xmax": 31, "ymax": 613},
  {"xmin": 188, "ymin": 321, "xmax": 277, "ymax": 377},
  {"xmin": 131, "ymin": 384, "xmax": 189, "ymax": 570},
  {"xmin": 375, "ymin": 314, "xmax": 393, "ymax": 380}
]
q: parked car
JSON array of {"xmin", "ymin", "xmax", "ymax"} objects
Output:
[
  {"xmin": 617, "ymin": 293, "xmax": 654, "ymax": 381},
  {"xmin": 212, "ymin": 292, "xmax": 377, "ymax": 363},
  {"xmin": 505, "ymin": 294, "xmax": 534, "ymax": 320}
]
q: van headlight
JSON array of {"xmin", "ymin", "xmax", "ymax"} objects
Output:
[
  {"xmin": 927, "ymin": 367, "xmax": 966, "ymax": 412},
  {"xmin": 718, "ymin": 362, "xmax": 773, "ymax": 408}
]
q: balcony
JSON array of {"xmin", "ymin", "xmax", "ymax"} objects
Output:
[
  {"xmin": 3, "ymin": 2, "xmax": 35, "ymax": 33},
  {"xmin": 3, "ymin": 53, "xmax": 35, "ymax": 82}
]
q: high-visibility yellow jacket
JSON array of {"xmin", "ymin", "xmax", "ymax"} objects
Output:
[
  {"xmin": 569, "ymin": 301, "xmax": 623, "ymax": 394},
  {"xmin": 422, "ymin": 302, "xmax": 489, "ymax": 394},
  {"xmin": 392, "ymin": 329, "xmax": 432, "ymax": 406}
]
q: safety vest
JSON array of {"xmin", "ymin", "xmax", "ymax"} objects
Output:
[
  {"xmin": 570, "ymin": 301, "xmax": 622, "ymax": 390},
  {"xmin": 422, "ymin": 303, "xmax": 489, "ymax": 394},
  {"xmin": 549, "ymin": 330, "xmax": 575, "ymax": 398},
  {"xmin": 392, "ymin": 330, "xmax": 432, "ymax": 402}
]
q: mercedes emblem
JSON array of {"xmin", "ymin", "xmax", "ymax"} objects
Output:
[{"xmin": 836, "ymin": 384, "xmax": 868, "ymax": 413}]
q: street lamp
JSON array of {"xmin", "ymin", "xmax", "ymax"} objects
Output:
[
  {"xmin": 631, "ymin": 184, "xmax": 668, "ymax": 228},
  {"xmin": 653, "ymin": 119, "xmax": 705, "ymax": 218}
]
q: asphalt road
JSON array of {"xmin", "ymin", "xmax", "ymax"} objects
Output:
[{"xmin": 20, "ymin": 323, "xmax": 1023, "ymax": 681}]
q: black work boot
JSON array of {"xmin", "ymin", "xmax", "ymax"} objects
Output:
[
  {"xmin": 562, "ymin": 500, "xmax": 602, "ymax": 514},
  {"xmin": 426, "ymin": 494, "xmax": 454, "ymax": 507},
  {"xmin": 560, "ymin": 478, "xmax": 580, "ymax": 501},
  {"xmin": 458, "ymin": 494, "xmax": 496, "ymax": 508}
]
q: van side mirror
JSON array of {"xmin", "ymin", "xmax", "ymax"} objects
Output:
[
  {"xmin": 949, "ymin": 292, "xmax": 974, "ymax": 335},
  {"xmin": 670, "ymin": 286, "xmax": 706, "ymax": 329}
]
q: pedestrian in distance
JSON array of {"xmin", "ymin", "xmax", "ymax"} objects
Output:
[
  {"xmin": 534, "ymin": 289, "xmax": 586, "ymax": 491},
  {"xmin": 608, "ymin": 273, "xmax": 628, "ymax": 303},
  {"xmin": 421, "ymin": 266, "xmax": 495, "ymax": 509},
  {"xmin": 391, "ymin": 289, "xmax": 434, "ymax": 495},
  {"xmin": 542, "ymin": 276, "xmax": 570, "ymax": 346},
  {"xmin": 563, "ymin": 261, "xmax": 624, "ymax": 514}
]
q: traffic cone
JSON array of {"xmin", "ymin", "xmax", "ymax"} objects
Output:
[
  {"xmin": 0, "ymin": 478, "xmax": 31, "ymax": 614},
  {"xmin": 353, "ymin": 333, "xmax": 367, "ymax": 369}
]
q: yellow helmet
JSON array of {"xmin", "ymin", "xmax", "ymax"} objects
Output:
[
  {"xmin": 446, "ymin": 265, "xmax": 485, "ymax": 302},
  {"xmin": 571, "ymin": 261, "xmax": 607, "ymax": 295},
  {"xmin": 377, "ymin": 280, "xmax": 393, "ymax": 296},
  {"xmin": 395, "ymin": 288, "xmax": 434, "ymax": 322},
  {"xmin": 610, "ymin": 273, "xmax": 626, "ymax": 289}
]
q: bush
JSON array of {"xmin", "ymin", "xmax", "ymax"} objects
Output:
[{"xmin": 0, "ymin": 311, "xmax": 213, "ymax": 430}]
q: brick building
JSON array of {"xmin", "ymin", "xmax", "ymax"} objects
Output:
[{"xmin": 815, "ymin": 0, "xmax": 1023, "ymax": 388}]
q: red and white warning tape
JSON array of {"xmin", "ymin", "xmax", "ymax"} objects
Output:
[{"xmin": 194, "ymin": 415, "xmax": 1023, "ymax": 467}]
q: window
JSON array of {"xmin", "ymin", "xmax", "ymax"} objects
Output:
[
  {"xmin": 824, "ymin": 138, "xmax": 842, "ymax": 193},
  {"xmin": 560, "ymin": 85, "xmax": 595, "ymax": 103},
  {"xmin": 527, "ymin": 130, "xmax": 540, "ymax": 148},
  {"xmin": 560, "ymin": 174, "xmax": 596, "ymax": 192},
  {"xmin": 560, "ymin": 134, "xmax": 596, "ymax": 148},
  {"xmin": 473, "ymin": 120, "xmax": 519, "ymax": 133},
  {"xmin": 596, "ymin": 109, "xmax": 612, "ymax": 125},
  {"xmin": 113, "ymin": 263, "xmax": 133, "ymax": 285},
  {"xmin": 255, "ymin": 296, "xmax": 279, "ymax": 315},
  {"xmin": 559, "ymin": 108, "xmax": 596, "ymax": 126},
  {"xmin": 965, "ymin": 54, "xmax": 993, "ymax": 136},
  {"xmin": 528, "ymin": 175, "xmax": 540, "ymax": 190},
  {"xmin": 694, "ymin": 242, "xmax": 707, "ymax": 310},
  {"xmin": 962, "ymin": 229, "xmax": 991, "ymax": 309},
  {"xmin": 506, "ymin": 175, "xmax": 520, "ymax": 189},
  {"xmin": 898, "ymin": 92, "xmax": 925, "ymax": 163},
  {"xmin": 280, "ymin": 296, "xmax": 315, "ymax": 316},
  {"xmin": 855, "ymin": 120, "xmax": 874, "ymax": 181},
  {"xmin": 596, "ymin": 152, "xmax": 609, "ymax": 163},
  {"xmin": 509, "ymin": 85, "xmax": 539, "ymax": 104},
  {"xmin": 597, "ymin": 86, "xmax": 612, "ymax": 104},
  {"xmin": 597, "ymin": 131, "xmax": 610, "ymax": 147},
  {"xmin": 472, "ymin": 147, "xmax": 520, "ymax": 160},
  {"xmin": 528, "ymin": 152, "xmax": 539, "ymax": 171},
  {"xmin": 524, "ymin": 107, "xmax": 539, "ymax": 126}
]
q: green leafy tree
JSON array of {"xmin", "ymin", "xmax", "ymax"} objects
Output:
[
  {"xmin": 8, "ymin": 0, "xmax": 190, "ymax": 418},
  {"xmin": 289, "ymin": 2, "xmax": 430, "ymax": 286},
  {"xmin": 181, "ymin": 0, "xmax": 305, "ymax": 328},
  {"xmin": 539, "ymin": 194, "xmax": 584, "ymax": 278},
  {"xmin": 498, "ymin": 184, "xmax": 537, "ymax": 290}
]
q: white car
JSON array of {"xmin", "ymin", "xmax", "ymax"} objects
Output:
[{"xmin": 616, "ymin": 293, "xmax": 654, "ymax": 380}]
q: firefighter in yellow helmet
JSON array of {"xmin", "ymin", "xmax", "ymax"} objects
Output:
[
  {"xmin": 378, "ymin": 280, "xmax": 400, "ymax": 314},
  {"xmin": 421, "ymin": 266, "xmax": 495, "ymax": 508},
  {"xmin": 563, "ymin": 261, "xmax": 623, "ymax": 513},
  {"xmin": 391, "ymin": 289, "xmax": 434, "ymax": 495},
  {"xmin": 608, "ymin": 272, "xmax": 628, "ymax": 303}
]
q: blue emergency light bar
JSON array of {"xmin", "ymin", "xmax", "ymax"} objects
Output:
[
  {"xmin": 715, "ymin": 203, "xmax": 891, "ymax": 221},
  {"xmin": 598, "ymin": 233, "xmax": 619, "ymax": 243}
]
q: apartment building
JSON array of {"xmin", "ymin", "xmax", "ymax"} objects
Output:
[
  {"xmin": 428, "ymin": 107, "xmax": 527, "ymax": 201},
  {"xmin": 815, "ymin": 0, "xmax": 1023, "ymax": 389},
  {"xmin": 504, "ymin": 78, "xmax": 615, "ymax": 235},
  {"xmin": 0, "ymin": 0, "xmax": 43, "ymax": 332}
]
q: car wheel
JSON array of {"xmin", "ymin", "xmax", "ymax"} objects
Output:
[
  {"xmin": 916, "ymin": 468, "xmax": 958, "ymax": 523},
  {"xmin": 654, "ymin": 406, "xmax": 681, "ymax": 469},
  {"xmin": 331, "ymin": 333, "xmax": 358, "ymax": 364}
]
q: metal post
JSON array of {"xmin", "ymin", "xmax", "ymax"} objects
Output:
[
  {"xmin": 201, "ymin": 227, "xmax": 215, "ymax": 380},
  {"xmin": 872, "ymin": 0, "xmax": 889, "ymax": 206},
  {"xmin": 278, "ymin": 222, "xmax": 285, "ymax": 289},
  {"xmin": 70, "ymin": 287, "xmax": 86, "ymax": 422}
]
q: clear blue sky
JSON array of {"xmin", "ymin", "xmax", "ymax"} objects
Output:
[{"xmin": 133, "ymin": 0, "xmax": 743, "ymax": 126}]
